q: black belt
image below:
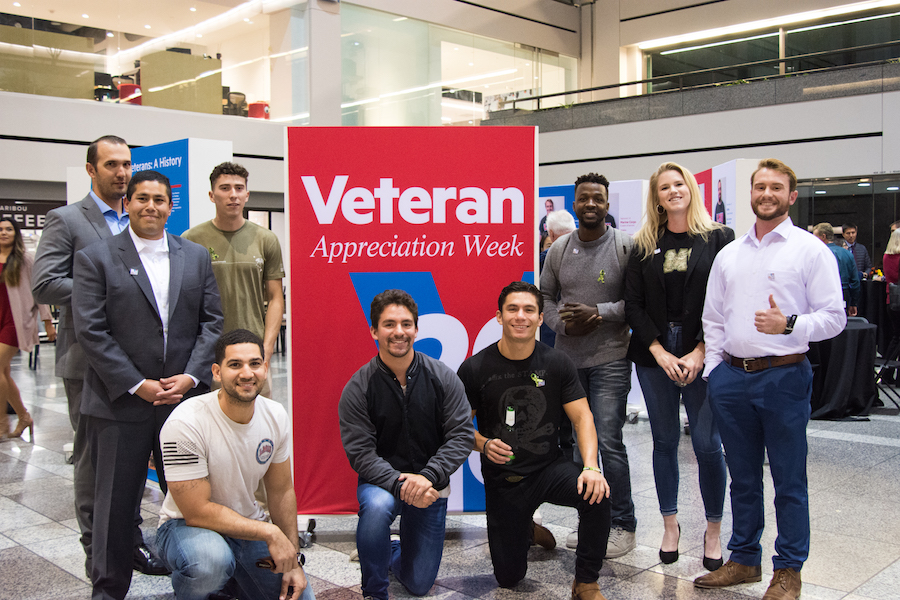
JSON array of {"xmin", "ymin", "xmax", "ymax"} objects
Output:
[{"xmin": 727, "ymin": 353, "xmax": 806, "ymax": 373}]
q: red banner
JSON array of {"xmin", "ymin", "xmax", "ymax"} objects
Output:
[{"xmin": 287, "ymin": 127, "xmax": 537, "ymax": 514}]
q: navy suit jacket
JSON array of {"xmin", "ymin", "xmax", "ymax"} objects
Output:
[
  {"xmin": 624, "ymin": 227, "xmax": 735, "ymax": 368},
  {"xmin": 72, "ymin": 229, "xmax": 223, "ymax": 422}
]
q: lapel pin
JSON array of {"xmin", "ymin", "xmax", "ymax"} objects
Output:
[{"xmin": 130, "ymin": 268, "xmax": 139, "ymax": 276}]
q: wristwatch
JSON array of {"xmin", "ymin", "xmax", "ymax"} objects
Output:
[{"xmin": 782, "ymin": 314, "xmax": 798, "ymax": 335}]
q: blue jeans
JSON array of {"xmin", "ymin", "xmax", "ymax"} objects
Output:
[
  {"xmin": 708, "ymin": 360, "xmax": 813, "ymax": 571},
  {"xmin": 356, "ymin": 482, "xmax": 448, "ymax": 600},
  {"xmin": 575, "ymin": 359, "xmax": 636, "ymax": 532},
  {"xmin": 157, "ymin": 519, "xmax": 316, "ymax": 600},
  {"xmin": 635, "ymin": 324, "xmax": 726, "ymax": 521}
]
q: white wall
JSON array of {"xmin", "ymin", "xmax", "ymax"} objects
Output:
[{"xmin": 0, "ymin": 91, "xmax": 285, "ymax": 194}]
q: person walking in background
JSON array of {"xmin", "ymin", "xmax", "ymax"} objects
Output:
[
  {"xmin": 880, "ymin": 228, "xmax": 900, "ymax": 383},
  {"xmin": 625, "ymin": 163, "xmax": 732, "ymax": 571},
  {"xmin": 0, "ymin": 217, "xmax": 55, "ymax": 439},
  {"xmin": 813, "ymin": 223, "xmax": 860, "ymax": 317}
]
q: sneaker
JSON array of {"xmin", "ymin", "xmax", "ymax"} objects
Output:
[
  {"xmin": 566, "ymin": 531, "xmax": 578, "ymax": 549},
  {"xmin": 605, "ymin": 527, "xmax": 636, "ymax": 558}
]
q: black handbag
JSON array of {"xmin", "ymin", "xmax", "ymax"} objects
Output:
[{"xmin": 890, "ymin": 283, "xmax": 900, "ymax": 311}]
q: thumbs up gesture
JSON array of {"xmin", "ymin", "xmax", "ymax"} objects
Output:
[{"xmin": 754, "ymin": 294, "xmax": 788, "ymax": 335}]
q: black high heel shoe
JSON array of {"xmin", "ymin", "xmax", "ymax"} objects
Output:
[
  {"xmin": 659, "ymin": 523, "xmax": 680, "ymax": 564},
  {"xmin": 703, "ymin": 535, "xmax": 724, "ymax": 571}
]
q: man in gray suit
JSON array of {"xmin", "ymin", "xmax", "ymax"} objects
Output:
[
  {"xmin": 32, "ymin": 135, "xmax": 168, "ymax": 577},
  {"xmin": 73, "ymin": 169, "xmax": 223, "ymax": 600}
]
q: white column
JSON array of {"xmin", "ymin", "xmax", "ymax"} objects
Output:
[{"xmin": 308, "ymin": 0, "xmax": 342, "ymax": 126}]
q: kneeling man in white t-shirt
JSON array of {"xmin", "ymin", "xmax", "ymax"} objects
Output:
[{"xmin": 156, "ymin": 329, "xmax": 314, "ymax": 600}]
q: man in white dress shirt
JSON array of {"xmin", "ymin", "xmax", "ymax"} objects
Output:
[{"xmin": 694, "ymin": 159, "xmax": 845, "ymax": 600}]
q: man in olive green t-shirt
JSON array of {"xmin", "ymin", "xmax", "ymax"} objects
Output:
[{"xmin": 183, "ymin": 162, "xmax": 285, "ymax": 395}]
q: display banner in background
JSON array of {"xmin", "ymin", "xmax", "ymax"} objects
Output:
[
  {"xmin": 132, "ymin": 139, "xmax": 190, "ymax": 234},
  {"xmin": 287, "ymin": 127, "xmax": 537, "ymax": 514},
  {"xmin": 538, "ymin": 185, "xmax": 574, "ymax": 239},
  {"xmin": 130, "ymin": 138, "xmax": 230, "ymax": 234}
]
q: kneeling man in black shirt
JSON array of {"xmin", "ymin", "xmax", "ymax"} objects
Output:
[{"xmin": 458, "ymin": 281, "xmax": 612, "ymax": 600}]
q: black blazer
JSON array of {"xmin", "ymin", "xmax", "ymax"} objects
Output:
[{"xmin": 625, "ymin": 227, "xmax": 734, "ymax": 368}]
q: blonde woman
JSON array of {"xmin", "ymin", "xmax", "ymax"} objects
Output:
[
  {"xmin": 881, "ymin": 228, "xmax": 900, "ymax": 383},
  {"xmin": 624, "ymin": 163, "xmax": 733, "ymax": 571},
  {"xmin": 0, "ymin": 217, "xmax": 55, "ymax": 439}
]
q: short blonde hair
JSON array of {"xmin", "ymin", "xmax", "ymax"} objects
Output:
[
  {"xmin": 752, "ymin": 158, "xmax": 797, "ymax": 192},
  {"xmin": 633, "ymin": 162, "xmax": 722, "ymax": 259}
]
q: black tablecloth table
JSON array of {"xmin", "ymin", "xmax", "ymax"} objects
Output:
[
  {"xmin": 858, "ymin": 279, "xmax": 892, "ymax": 354},
  {"xmin": 808, "ymin": 320, "xmax": 878, "ymax": 419}
]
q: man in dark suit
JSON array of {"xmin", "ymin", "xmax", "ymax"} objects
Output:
[
  {"xmin": 73, "ymin": 169, "xmax": 223, "ymax": 600},
  {"xmin": 33, "ymin": 135, "xmax": 168, "ymax": 577}
]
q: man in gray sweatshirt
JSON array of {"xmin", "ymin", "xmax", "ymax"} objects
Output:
[{"xmin": 540, "ymin": 173, "xmax": 637, "ymax": 558}]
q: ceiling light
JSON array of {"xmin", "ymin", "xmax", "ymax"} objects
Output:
[
  {"xmin": 196, "ymin": 34, "xmax": 202, "ymax": 38},
  {"xmin": 144, "ymin": 24, "xmax": 151, "ymax": 29},
  {"xmin": 469, "ymin": 62, "xmax": 474, "ymax": 66},
  {"xmin": 82, "ymin": 14, "xmax": 89, "ymax": 19},
  {"xmin": 888, "ymin": 186, "xmax": 900, "ymax": 191},
  {"xmin": 13, "ymin": 2, "xmax": 20, "ymax": 6},
  {"xmin": 858, "ymin": 182, "xmax": 872, "ymax": 187},
  {"xmin": 243, "ymin": 18, "xmax": 250, "ymax": 22},
  {"xmin": 639, "ymin": 0, "xmax": 900, "ymax": 50},
  {"xmin": 661, "ymin": 32, "xmax": 778, "ymax": 56},
  {"xmin": 106, "ymin": 31, "xmax": 113, "ymax": 38},
  {"xmin": 392, "ymin": 17, "xmax": 407, "ymax": 22},
  {"xmin": 815, "ymin": 190, "xmax": 827, "ymax": 194},
  {"xmin": 190, "ymin": 7, "xmax": 197, "ymax": 11}
]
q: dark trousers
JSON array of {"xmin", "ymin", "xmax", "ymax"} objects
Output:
[
  {"xmin": 707, "ymin": 360, "xmax": 812, "ymax": 571},
  {"xmin": 86, "ymin": 408, "xmax": 171, "ymax": 600},
  {"xmin": 71, "ymin": 376, "xmax": 146, "ymax": 565},
  {"xmin": 484, "ymin": 457, "xmax": 610, "ymax": 588}
]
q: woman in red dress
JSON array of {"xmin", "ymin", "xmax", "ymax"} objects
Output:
[{"xmin": 0, "ymin": 217, "xmax": 55, "ymax": 439}]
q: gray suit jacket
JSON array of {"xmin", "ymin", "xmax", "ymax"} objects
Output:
[
  {"xmin": 32, "ymin": 194, "xmax": 114, "ymax": 379},
  {"xmin": 72, "ymin": 230, "xmax": 223, "ymax": 422}
]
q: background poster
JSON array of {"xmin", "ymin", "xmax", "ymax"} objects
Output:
[
  {"xmin": 132, "ymin": 139, "xmax": 190, "ymax": 234},
  {"xmin": 287, "ymin": 127, "xmax": 537, "ymax": 514}
]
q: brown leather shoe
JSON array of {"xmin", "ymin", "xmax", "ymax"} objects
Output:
[
  {"xmin": 762, "ymin": 568, "xmax": 801, "ymax": 600},
  {"xmin": 531, "ymin": 521, "xmax": 557, "ymax": 550},
  {"xmin": 571, "ymin": 579, "xmax": 607, "ymax": 600},
  {"xmin": 694, "ymin": 559, "xmax": 762, "ymax": 588}
]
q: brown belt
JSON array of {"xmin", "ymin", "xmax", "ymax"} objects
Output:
[{"xmin": 727, "ymin": 353, "xmax": 806, "ymax": 373}]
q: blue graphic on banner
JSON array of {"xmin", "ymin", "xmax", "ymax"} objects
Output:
[
  {"xmin": 349, "ymin": 271, "xmax": 491, "ymax": 510},
  {"xmin": 131, "ymin": 139, "xmax": 191, "ymax": 235},
  {"xmin": 349, "ymin": 272, "xmax": 445, "ymax": 359},
  {"xmin": 348, "ymin": 269, "xmax": 535, "ymax": 512}
]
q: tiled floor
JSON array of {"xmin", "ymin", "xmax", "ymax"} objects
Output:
[{"xmin": 2, "ymin": 345, "xmax": 900, "ymax": 599}]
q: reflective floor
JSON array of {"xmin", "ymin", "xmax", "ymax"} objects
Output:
[{"xmin": 2, "ymin": 344, "xmax": 900, "ymax": 599}]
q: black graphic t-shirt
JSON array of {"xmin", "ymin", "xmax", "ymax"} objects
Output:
[
  {"xmin": 659, "ymin": 229, "xmax": 693, "ymax": 322},
  {"xmin": 458, "ymin": 342, "xmax": 584, "ymax": 485}
]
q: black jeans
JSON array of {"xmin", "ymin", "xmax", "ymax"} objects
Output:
[{"xmin": 484, "ymin": 457, "xmax": 610, "ymax": 587}]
